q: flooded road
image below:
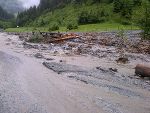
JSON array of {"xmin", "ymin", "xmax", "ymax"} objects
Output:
[{"xmin": 0, "ymin": 32, "xmax": 150, "ymax": 113}]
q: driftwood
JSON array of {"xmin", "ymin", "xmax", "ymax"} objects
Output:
[
  {"xmin": 135, "ymin": 64, "xmax": 150, "ymax": 77},
  {"xmin": 49, "ymin": 34, "xmax": 79, "ymax": 43}
]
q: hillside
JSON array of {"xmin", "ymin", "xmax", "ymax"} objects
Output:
[{"xmin": 17, "ymin": 0, "xmax": 147, "ymax": 27}]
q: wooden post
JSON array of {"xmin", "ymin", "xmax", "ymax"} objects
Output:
[{"xmin": 135, "ymin": 64, "xmax": 150, "ymax": 77}]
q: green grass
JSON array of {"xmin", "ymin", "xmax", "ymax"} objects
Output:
[
  {"xmin": 5, "ymin": 22, "xmax": 139, "ymax": 32},
  {"xmin": 69, "ymin": 23, "xmax": 139, "ymax": 32},
  {"xmin": 5, "ymin": 27, "xmax": 49, "ymax": 32}
]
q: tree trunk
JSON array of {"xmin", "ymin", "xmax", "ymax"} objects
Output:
[{"xmin": 135, "ymin": 64, "xmax": 150, "ymax": 77}]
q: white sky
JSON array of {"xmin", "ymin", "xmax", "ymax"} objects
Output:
[{"xmin": 20, "ymin": 0, "xmax": 40, "ymax": 8}]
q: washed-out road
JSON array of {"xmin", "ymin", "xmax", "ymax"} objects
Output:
[{"xmin": 0, "ymin": 32, "xmax": 150, "ymax": 113}]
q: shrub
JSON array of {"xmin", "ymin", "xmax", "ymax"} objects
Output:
[
  {"xmin": 66, "ymin": 22, "xmax": 78, "ymax": 30},
  {"xmin": 117, "ymin": 29, "xmax": 127, "ymax": 39},
  {"xmin": 48, "ymin": 23, "xmax": 59, "ymax": 31},
  {"xmin": 121, "ymin": 19, "xmax": 131, "ymax": 25}
]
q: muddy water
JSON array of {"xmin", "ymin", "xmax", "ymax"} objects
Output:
[{"xmin": 0, "ymin": 32, "xmax": 150, "ymax": 113}]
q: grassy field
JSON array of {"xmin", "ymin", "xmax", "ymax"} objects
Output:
[{"xmin": 5, "ymin": 22, "xmax": 140, "ymax": 32}]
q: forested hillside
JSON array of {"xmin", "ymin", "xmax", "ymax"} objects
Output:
[{"xmin": 15, "ymin": 0, "xmax": 150, "ymax": 38}]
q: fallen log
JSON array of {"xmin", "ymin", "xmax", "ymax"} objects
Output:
[
  {"xmin": 49, "ymin": 34, "xmax": 79, "ymax": 43},
  {"xmin": 135, "ymin": 64, "xmax": 150, "ymax": 77}
]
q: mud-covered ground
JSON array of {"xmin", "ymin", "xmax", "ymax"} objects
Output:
[{"xmin": 0, "ymin": 32, "xmax": 150, "ymax": 113}]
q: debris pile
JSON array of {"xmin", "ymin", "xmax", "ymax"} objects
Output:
[
  {"xmin": 29, "ymin": 32, "xmax": 80, "ymax": 43},
  {"xmin": 10, "ymin": 31, "xmax": 150, "ymax": 56},
  {"xmin": 80, "ymin": 32, "xmax": 150, "ymax": 54}
]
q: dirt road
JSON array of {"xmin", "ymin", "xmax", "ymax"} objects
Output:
[{"xmin": 0, "ymin": 32, "xmax": 150, "ymax": 113}]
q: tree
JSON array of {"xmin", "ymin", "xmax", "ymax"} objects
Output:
[
  {"xmin": 113, "ymin": 0, "xmax": 133, "ymax": 19},
  {"xmin": 113, "ymin": 0, "xmax": 123, "ymax": 13},
  {"xmin": 133, "ymin": 0, "xmax": 142, "ymax": 6},
  {"xmin": 140, "ymin": 1, "xmax": 150, "ymax": 39}
]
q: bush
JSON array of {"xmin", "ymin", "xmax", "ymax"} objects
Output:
[
  {"xmin": 66, "ymin": 22, "xmax": 78, "ymax": 30},
  {"xmin": 48, "ymin": 23, "xmax": 59, "ymax": 31},
  {"xmin": 117, "ymin": 28, "xmax": 127, "ymax": 39},
  {"xmin": 121, "ymin": 19, "xmax": 131, "ymax": 25}
]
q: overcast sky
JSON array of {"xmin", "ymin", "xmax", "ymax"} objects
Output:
[{"xmin": 20, "ymin": 0, "xmax": 40, "ymax": 8}]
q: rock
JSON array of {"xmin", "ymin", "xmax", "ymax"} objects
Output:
[
  {"xmin": 23, "ymin": 42, "xmax": 33, "ymax": 49},
  {"xmin": 54, "ymin": 51, "xmax": 58, "ymax": 54},
  {"xmin": 59, "ymin": 60, "xmax": 63, "ymax": 62},
  {"xmin": 5, "ymin": 43, "xmax": 10, "ymax": 45},
  {"xmin": 42, "ymin": 62, "xmax": 85, "ymax": 73},
  {"xmin": 22, "ymin": 42, "xmax": 40, "ymax": 49},
  {"xmin": 46, "ymin": 58, "xmax": 54, "ymax": 61},
  {"xmin": 6, "ymin": 38, "xmax": 12, "ymax": 42},
  {"xmin": 116, "ymin": 57, "xmax": 129, "ymax": 64},
  {"xmin": 109, "ymin": 68, "xmax": 118, "ymax": 72},
  {"xmin": 96, "ymin": 67, "xmax": 107, "ymax": 72},
  {"xmin": 135, "ymin": 64, "xmax": 150, "ymax": 77},
  {"xmin": 68, "ymin": 76, "xmax": 75, "ymax": 78},
  {"xmin": 34, "ymin": 53, "xmax": 44, "ymax": 59},
  {"xmin": 134, "ymin": 76, "xmax": 141, "ymax": 79},
  {"xmin": 96, "ymin": 66, "xmax": 115, "ymax": 75},
  {"xmin": 32, "ymin": 45, "xmax": 39, "ymax": 49}
]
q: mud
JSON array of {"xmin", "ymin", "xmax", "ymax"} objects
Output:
[
  {"xmin": 43, "ymin": 62, "xmax": 150, "ymax": 98},
  {"xmin": 0, "ymin": 32, "xmax": 150, "ymax": 113}
]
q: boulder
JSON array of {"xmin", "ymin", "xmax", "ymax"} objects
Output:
[
  {"xmin": 34, "ymin": 53, "xmax": 44, "ymax": 59},
  {"xmin": 116, "ymin": 57, "xmax": 129, "ymax": 64}
]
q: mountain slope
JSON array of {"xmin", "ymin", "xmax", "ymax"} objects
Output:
[{"xmin": 17, "ymin": 0, "xmax": 144, "ymax": 27}]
